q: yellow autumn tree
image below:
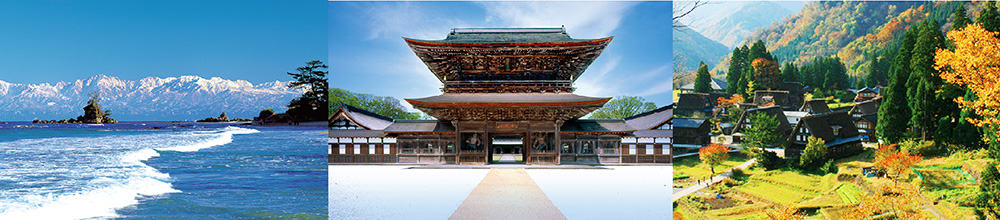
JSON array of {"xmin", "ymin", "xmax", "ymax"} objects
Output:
[{"xmin": 935, "ymin": 24, "xmax": 1000, "ymax": 144}]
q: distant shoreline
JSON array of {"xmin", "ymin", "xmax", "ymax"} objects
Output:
[{"xmin": 3, "ymin": 120, "xmax": 327, "ymax": 127}]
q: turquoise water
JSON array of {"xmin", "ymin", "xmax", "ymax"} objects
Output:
[{"xmin": 0, "ymin": 122, "xmax": 327, "ymax": 219}]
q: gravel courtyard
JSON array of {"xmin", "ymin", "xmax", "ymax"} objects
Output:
[{"xmin": 329, "ymin": 165, "xmax": 671, "ymax": 220}]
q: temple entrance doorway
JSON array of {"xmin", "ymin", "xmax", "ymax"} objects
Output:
[{"xmin": 490, "ymin": 135, "xmax": 524, "ymax": 164}]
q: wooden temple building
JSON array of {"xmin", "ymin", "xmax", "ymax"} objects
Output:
[{"xmin": 328, "ymin": 28, "xmax": 671, "ymax": 165}]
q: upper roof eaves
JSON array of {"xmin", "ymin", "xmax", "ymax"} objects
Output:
[{"xmin": 405, "ymin": 27, "xmax": 609, "ymax": 44}]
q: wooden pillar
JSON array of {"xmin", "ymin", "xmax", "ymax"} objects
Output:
[
  {"xmin": 453, "ymin": 120, "xmax": 460, "ymax": 164},
  {"xmin": 525, "ymin": 130, "xmax": 531, "ymax": 164},
  {"xmin": 483, "ymin": 121, "xmax": 489, "ymax": 164},
  {"xmin": 555, "ymin": 120, "xmax": 563, "ymax": 165}
]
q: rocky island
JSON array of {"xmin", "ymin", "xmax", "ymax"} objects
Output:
[
  {"xmin": 196, "ymin": 112, "xmax": 251, "ymax": 123},
  {"xmin": 33, "ymin": 94, "xmax": 116, "ymax": 124}
]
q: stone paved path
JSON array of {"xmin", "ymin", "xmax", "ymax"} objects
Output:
[{"xmin": 449, "ymin": 168, "xmax": 566, "ymax": 220}]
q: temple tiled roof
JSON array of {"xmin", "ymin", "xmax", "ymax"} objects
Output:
[
  {"xmin": 404, "ymin": 27, "xmax": 609, "ymax": 44},
  {"xmin": 624, "ymin": 104, "xmax": 673, "ymax": 130},
  {"xmin": 330, "ymin": 104, "xmax": 394, "ymax": 130},
  {"xmin": 383, "ymin": 120, "xmax": 456, "ymax": 133},
  {"xmin": 406, "ymin": 93, "xmax": 610, "ymax": 106},
  {"xmin": 328, "ymin": 129, "xmax": 387, "ymax": 138},
  {"xmin": 633, "ymin": 129, "xmax": 672, "ymax": 138},
  {"xmin": 560, "ymin": 119, "xmax": 635, "ymax": 133}
]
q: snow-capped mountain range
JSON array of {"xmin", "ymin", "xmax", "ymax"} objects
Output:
[{"xmin": 0, "ymin": 74, "xmax": 306, "ymax": 121}]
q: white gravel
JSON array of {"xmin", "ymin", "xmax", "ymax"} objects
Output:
[
  {"xmin": 526, "ymin": 166, "xmax": 672, "ymax": 220},
  {"xmin": 329, "ymin": 165, "xmax": 672, "ymax": 220},
  {"xmin": 329, "ymin": 166, "xmax": 488, "ymax": 219}
]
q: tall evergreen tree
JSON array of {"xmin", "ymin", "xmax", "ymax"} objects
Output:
[
  {"xmin": 953, "ymin": 5, "xmax": 971, "ymax": 30},
  {"xmin": 736, "ymin": 69, "xmax": 749, "ymax": 97},
  {"xmin": 954, "ymin": 90, "xmax": 985, "ymax": 150},
  {"xmin": 876, "ymin": 26, "xmax": 917, "ymax": 144},
  {"xmin": 908, "ymin": 20, "xmax": 947, "ymax": 140},
  {"xmin": 864, "ymin": 55, "xmax": 885, "ymax": 87},
  {"xmin": 977, "ymin": 1, "xmax": 1000, "ymax": 32},
  {"xmin": 748, "ymin": 40, "xmax": 773, "ymax": 62},
  {"xmin": 726, "ymin": 47, "xmax": 745, "ymax": 94},
  {"xmin": 975, "ymin": 163, "xmax": 1000, "ymax": 219},
  {"xmin": 780, "ymin": 62, "xmax": 798, "ymax": 82},
  {"xmin": 694, "ymin": 62, "xmax": 712, "ymax": 93}
]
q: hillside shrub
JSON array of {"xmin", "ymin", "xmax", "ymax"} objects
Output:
[
  {"xmin": 900, "ymin": 140, "xmax": 945, "ymax": 157},
  {"xmin": 755, "ymin": 150, "xmax": 784, "ymax": 170},
  {"xmin": 822, "ymin": 159, "xmax": 839, "ymax": 174}
]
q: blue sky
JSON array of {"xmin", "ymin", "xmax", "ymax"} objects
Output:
[
  {"xmin": 329, "ymin": 2, "xmax": 672, "ymax": 110},
  {"xmin": 0, "ymin": 0, "xmax": 327, "ymax": 84}
]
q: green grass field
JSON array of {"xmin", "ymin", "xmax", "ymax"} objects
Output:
[
  {"xmin": 736, "ymin": 180, "xmax": 819, "ymax": 206},
  {"xmin": 673, "ymin": 153, "xmax": 749, "ymax": 188},
  {"xmin": 836, "ymin": 183, "xmax": 862, "ymax": 204},
  {"xmin": 676, "ymin": 145, "xmax": 996, "ymax": 219}
]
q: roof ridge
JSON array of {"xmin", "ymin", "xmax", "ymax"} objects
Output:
[
  {"xmin": 334, "ymin": 103, "xmax": 395, "ymax": 122},
  {"xmin": 452, "ymin": 27, "xmax": 565, "ymax": 34},
  {"xmin": 624, "ymin": 104, "xmax": 674, "ymax": 120}
]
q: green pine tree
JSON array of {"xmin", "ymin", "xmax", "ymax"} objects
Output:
[
  {"xmin": 748, "ymin": 40, "xmax": 773, "ymax": 62},
  {"xmin": 781, "ymin": 62, "xmax": 798, "ymax": 82},
  {"xmin": 974, "ymin": 163, "xmax": 1000, "ymax": 219},
  {"xmin": 977, "ymin": 1, "xmax": 1000, "ymax": 32},
  {"xmin": 864, "ymin": 55, "xmax": 884, "ymax": 87},
  {"xmin": 287, "ymin": 60, "xmax": 329, "ymax": 122},
  {"xmin": 955, "ymin": 90, "xmax": 985, "ymax": 150},
  {"xmin": 694, "ymin": 62, "xmax": 712, "ymax": 93},
  {"xmin": 726, "ymin": 47, "xmax": 748, "ymax": 94},
  {"xmin": 876, "ymin": 26, "xmax": 917, "ymax": 144},
  {"xmin": 907, "ymin": 20, "xmax": 946, "ymax": 140},
  {"xmin": 953, "ymin": 5, "xmax": 971, "ymax": 30}
]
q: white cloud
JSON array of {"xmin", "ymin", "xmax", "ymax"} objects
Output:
[
  {"xmin": 478, "ymin": 2, "xmax": 638, "ymax": 38},
  {"xmin": 574, "ymin": 56, "xmax": 622, "ymax": 97},
  {"xmin": 637, "ymin": 80, "xmax": 672, "ymax": 97},
  {"xmin": 362, "ymin": 3, "xmax": 466, "ymax": 40}
]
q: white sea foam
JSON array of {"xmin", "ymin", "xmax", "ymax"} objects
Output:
[
  {"xmin": 0, "ymin": 126, "xmax": 258, "ymax": 219},
  {"xmin": 0, "ymin": 176, "xmax": 179, "ymax": 220},
  {"xmin": 156, "ymin": 126, "xmax": 259, "ymax": 152}
]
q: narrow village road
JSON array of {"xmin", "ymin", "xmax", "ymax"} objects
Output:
[{"xmin": 672, "ymin": 159, "xmax": 756, "ymax": 202}]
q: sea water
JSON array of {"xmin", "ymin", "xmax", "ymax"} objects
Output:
[{"xmin": 0, "ymin": 122, "xmax": 326, "ymax": 219}]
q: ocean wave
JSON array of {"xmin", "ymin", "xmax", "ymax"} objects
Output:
[
  {"xmin": 0, "ymin": 126, "xmax": 258, "ymax": 219},
  {"xmin": 156, "ymin": 126, "xmax": 259, "ymax": 152},
  {"xmin": 0, "ymin": 176, "xmax": 178, "ymax": 220}
]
